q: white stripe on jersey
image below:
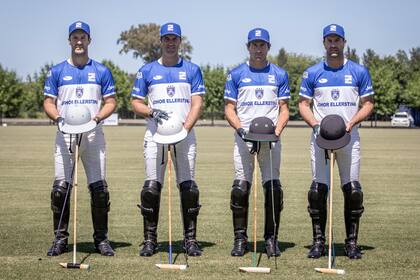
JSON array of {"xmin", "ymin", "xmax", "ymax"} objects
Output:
[{"xmin": 56, "ymin": 84, "xmax": 102, "ymax": 119}]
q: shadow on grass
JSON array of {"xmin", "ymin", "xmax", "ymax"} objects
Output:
[
  {"xmin": 157, "ymin": 239, "xmax": 216, "ymax": 253},
  {"xmin": 70, "ymin": 240, "xmax": 132, "ymax": 254},
  {"xmin": 238, "ymin": 241, "xmax": 295, "ymax": 268},
  {"xmin": 154, "ymin": 240, "xmax": 216, "ymax": 264},
  {"xmin": 304, "ymin": 243, "xmax": 375, "ymax": 256},
  {"xmin": 248, "ymin": 240, "xmax": 296, "ymax": 254}
]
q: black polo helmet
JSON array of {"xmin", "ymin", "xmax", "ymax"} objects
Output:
[
  {"xmin": 244, "ymin": 117, "xmax": 279, "ymax": 142},
  {"xmin": 316, "ymin": 114, "xmax": 351, "ymax": 150}
]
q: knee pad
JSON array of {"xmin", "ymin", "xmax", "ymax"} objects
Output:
[
  {"xmin": 51, "ymin": 180, "xmax": 72, "ymax": 213},
  {"xmin": 179, "ymin": 180, "xmax": 201, "ymax": 216},
  {"xmin": 139, "ymin": 180, "xmax": 162, "ymax": 217},
  {"xmin": 342, "ymin": 181, "xmax": 364, "ymax": 217},
  {"xmin": 263, "ymin": 180, "xmax": 283, "ymax": 212},
  {"xmin": 308, "ymin": 181, "xmax": 328, "ymax": 217},
  {"xmin": 230, "ymin": 180, "xmax": 251, "ymax": 213},
  {"xmin": 89, "ymin": 180, "xmax": 110, "ymax": 211}
]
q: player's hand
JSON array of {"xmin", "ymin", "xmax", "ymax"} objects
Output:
[
  {"xmin": 312, "ymin": 124, "xmax": 320, "ymax": 138},
  {"xmin": 236, "ymin": 128, "xmax": 247, "ymax": 140},
  {"xmin": 56, "ymin": 117, "xmax": 65, "ymax": 133},
  {"xmin": 150, "ymin": 109, "xmax": 169, "ymax": 124},
  {"xmin": 346, "ymin": 121, "xmax": 354, "ymax": 132},
  {"xmin": 247, "ymin": 141, "xmax": 260, "ymax": 155},
  {"xmin": 93, "ymin": 116, "xmax": 101, "ymax": 124}
]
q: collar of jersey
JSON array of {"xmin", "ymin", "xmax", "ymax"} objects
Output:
[
  {"xmin": 246, "ymin": 61, "xmax": 270, "ymax": 72},
  {"xmin": 323, "ymin": 58, "xmax": 348, "ymax": 71},
  {"xmin": 157, "ymin": 57, "xmax": 182, "ymax": 67},
  {"xmin": 66, "ymin": 58, "xmax": 92, "ymax": 69}
]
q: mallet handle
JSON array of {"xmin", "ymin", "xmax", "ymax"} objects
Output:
[
  {"xmin": 253, "ymin": 154, "xmax": 258, "ymax": 265},
  {"xmin": 167, "ymin": 146, "xmax": 172, "ymax": 264},
  {"xmin": 327, "ymin": 151, "xmax": 335, "ymax": 269},
  {"xmin": 72, "ymin": 135, "xmax": 79, "ymax": 265}
]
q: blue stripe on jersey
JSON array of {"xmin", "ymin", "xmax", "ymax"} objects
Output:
[
  {"xmin": 224, "ymin": 63, "xmax": 290, "ymax": 101},
  {"xmin": 131, "ymin": 59, "xmax": 205, "ymax": 98},
  {"xmin": 299, "ymin": 60, "xmax": 374, "ymax": 98},
  {"xmin": 44, "ymin": 59, "xmax": 116, "ymax": 97}
]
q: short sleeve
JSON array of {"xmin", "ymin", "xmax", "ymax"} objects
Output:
[
  {"xmin": 278, "ymin": 71, "xmax": 291, "ymax": 100},
  {"xmin": 131, "ymin": 69, "xmax": 148, "ymax": 99},
  {"xmin": 191, "ymin": 66, "xmax": 205, "ymax": 95},
  {"xmin": 43, "ymin": 69, "xmax": 58, "ymax": 98},
  {"xmin": 224, "ymin": 72, "xmax": 238, "ymax": 102},
  {"xmin": 101, "ymin": 67, "xmax": 116, "ymax": 97},
  {"xmin": 299, "ymin": 70, "xmax": 314, "ymax": 98},
  {"xmin": 358, "ymin": 67, "xmax": 374, "ymax": 97}
]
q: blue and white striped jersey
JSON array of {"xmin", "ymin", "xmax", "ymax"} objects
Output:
[
  {"xmin": 131, "ymin": 58, "xmax": 205, "ymax": 126},
  {"xmin": 44, "ymin": 59, "xmax": 116, "ymax": 118},
  {"xmin": 224, "ymin": 62, "xmax": 290, "ymax": 130},
  {"xmin": 299, "ymin": 59, "xmax": 374, "ymax": 123}
]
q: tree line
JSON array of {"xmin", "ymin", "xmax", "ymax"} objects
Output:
[{"xmin": 1, "ymin": 23, "xmax": 420, "ymax": 120}]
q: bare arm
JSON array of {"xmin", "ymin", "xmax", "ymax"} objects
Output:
[
  {"xmin": 131, "ymin": 98, "xmax": 152, "ymax": 118},
  {"xmin": 95, "ymin": 96, "xmax": 117, "ymax": 122},
  {"xmin": 298, "ymin": 96, "xmax": 318, "ymax": 128},
  {"xmin": 43, "ymin": 97, "xmax": 60, "ymax": 121},
  {"xmin": 184, "ymin": 95, "xmax": 203, "ymax": 132},
  {"xmin": 346, "ymin": 95, "xmax": 374, "ymax": 132},
  {"xmin": 275, "ymin": 99, "xmax": 289, "ymax": 136},
  {"xmin": 224, "ymin": 100, "xmax": 241, "ymax": 130}
]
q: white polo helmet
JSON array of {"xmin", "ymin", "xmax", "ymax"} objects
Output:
[
  {"xmin": 153, "ymin": 113, "xmax": 188, "ymax": 144},
  {"xmin": 61, "ymin": 105, "xmax": 97, "ymax": 134}
]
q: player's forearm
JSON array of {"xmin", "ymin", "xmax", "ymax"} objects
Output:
[
  {"xmin": 299, "ymin": 100, "xmax": 318, "ymax": 128},
  {"xmin": 184, "ymin": 97, "xmax": 203, "ymax": 131},
  {"xmin": 131, "ymin": 98, "xmax": 151, "ymax": 118},
  {"xmin": 347, "ymin": 99, "xmax": 374, "ymax": 130},
  {"xmin": 43, "ymin": 98, "xmax": 60, "ymax": 121},
  {"xmin": 224, "ymin": 104, "xmax": 242, "ymax": 130},
  {"xmin": 96, "ymin": 97, "xmax": 116, "ymax": 121},
  {"xmin": 276, "ymin": 102, "xmax": 289, "ymax": 136}
]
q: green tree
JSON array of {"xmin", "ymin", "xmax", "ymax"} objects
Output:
[
  {"xmin": 117, "ymin": 23, "xmax": 193, "ymax": 63},
  {"xmin": 345, "ymin": 46, "xmax": 360, "ymax": 63},
  {"xmin": 21, "ymin": 63, "xmax": 52, "ymax": 118},
  {"xmin": 101, "ymin": 60, "xmax": 134, "ymax": 118},
  {"xmin": 0, "ymin": 65, "xmax": 24, "ymax": 118},
  {"xmin": 202, "ymin": 65, "xmax": 226, "ymax": 124},
  {"xmin": 409, "ymin": 47, "xmax": 420, "ymax": 72},
  {"xmin": 401, "ymin": 73, "xmax": 420, "ymax": 108},
  {"xmin": 363, "ymin": 51, "xmax": 400, "ymax": 118},
  {"xmin": 270, "ymin": 51, "xmax": 319, "ymax": 119},
  {"xmin": 277, "ymin": 48, "xmax": 288, "ymax": 67}
]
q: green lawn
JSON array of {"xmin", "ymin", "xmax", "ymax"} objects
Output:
[{"xmin": 0, "ymin": 126, "xmax": 419, "ymax": 279}]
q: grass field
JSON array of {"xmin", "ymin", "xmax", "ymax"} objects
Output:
[{"xmin": 0, "ymin": 126, "xmax": 419, "ymax": 279}]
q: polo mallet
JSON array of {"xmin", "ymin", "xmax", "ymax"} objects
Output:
[
  {"xmin": 239, "ymin": 150, "xmax": 271, "ymax": 274},
  {"xmin": 155, "ymin": 145, "xmax": 187, "ymax": 270},
  {"xmin": 60, "ymin": 134, "xmax": 89, "ymax": 270},
  {"xmin": 268, "ymin": 142, "xmax": 279, "ymax": 269},
  {"xmin": 315, "ymin": 151, "xmax": 345, "ymax": 275}
]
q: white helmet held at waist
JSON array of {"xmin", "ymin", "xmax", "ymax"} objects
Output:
[
  {"xmin": 61, "ymin": 105, "xmax": 97, "ymax": 134},
  {"xmin": 153, "ymin": 113, "xmax": 188, "ymax": 144}
]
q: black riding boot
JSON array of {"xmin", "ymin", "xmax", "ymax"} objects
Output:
[
  {"xmin": 138, "ymin": 180, "xmax": 161, "ymax": 257},
  {"xmin": 180, "ymin": 181, "xmax": 202, "ymax": 256},
  {"xmin": 307, "ymin": 182, "xmax": 328, "ymax": 259},
  {"xmin": 343, "ymin": 181, "xmax": 364, "ymax": 259},
  {"xmin": 47, "ymin": 180, "xmax": 71, "ymax": 256},
  {"xmin": 230, "ymin": 180, "xmax": 250, "ymax": 257},
  {"xmin": 263, "ymin": 180, "xmax": 283, "ymax": 257},
  {"xmin": 89, "ymin": 180, "xmax": 114, "ymax": 256}
]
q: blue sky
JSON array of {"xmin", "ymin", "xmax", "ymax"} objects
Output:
[{"xmin": 1, "ymin": 0, "xmax": 419, "ymax": 78}]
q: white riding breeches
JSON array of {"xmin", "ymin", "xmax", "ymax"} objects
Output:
[
  {"xmin": 54, "ymin": 126, "xmax": 106, "ymax": 185},
  {"xmin": 233, "ymin": 133, "xmax": 281, "ymax": 184}
]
